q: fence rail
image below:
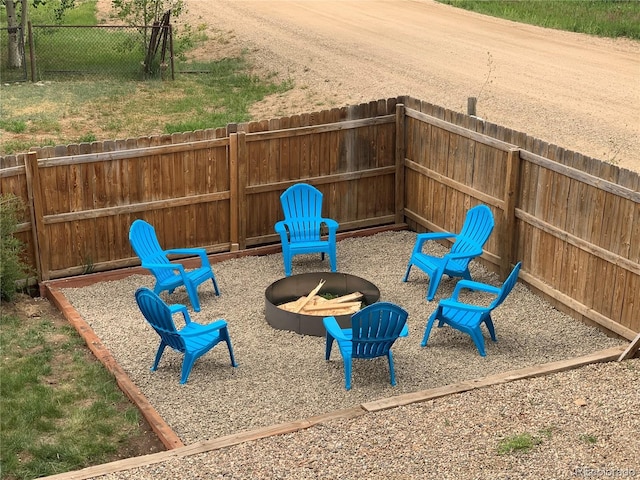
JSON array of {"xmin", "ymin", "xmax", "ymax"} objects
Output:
[{"xmin": 1, "ymin": 96, "xmax": 638, "ymax": 340}]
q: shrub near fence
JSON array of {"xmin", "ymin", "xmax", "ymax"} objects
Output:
[{"xmin": 0, "ymin": 96, "xmax": 638, "ymax": 340}]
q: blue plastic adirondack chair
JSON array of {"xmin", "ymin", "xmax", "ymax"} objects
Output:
[
  {"xmin": 129, "ymin": 219, "xmax": 219, "ymax": 312},
  {"xmin": 135, "ymin": 287, "xmax": 237, "ymax": 384},
  {"xmin": 323, "ymin": 302, "xmax": 409, "ymax": 390},
  {"xmin": 275, "ymin": 183, "xmax": 339, "ymax": 277},
  {"xmin": 403, "ymin": 205, "xmax": 495, "ymax": 301},
  {"xmin": 421, "ymin": 262, "xmax": 522, "ymax": 356}
]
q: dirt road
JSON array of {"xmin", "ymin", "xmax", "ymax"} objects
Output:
[{"xmin": 184, "ymin": 0, "xmax": 640, "ymax": 173}]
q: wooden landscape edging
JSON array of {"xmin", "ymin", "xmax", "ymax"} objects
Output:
[
  {"xmin": 43, "ymin": 286, "xmax": 185, "ymax": 451},
  {"xmin": 618, "ymin": 331, "xmax": 640, "ymax": 361},
  {"xmin": 361, "ymin": 345, "xmax": 625, "ymax": 412}
]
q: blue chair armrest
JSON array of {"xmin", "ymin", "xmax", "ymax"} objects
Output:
[
  {"xmin": 414, "ymin": 232, "xmax": 457, "ymax": 253},
  {"xmin": 323, "ymin": 316, "xmax": 350, "ymax": 341},
  {"xmin": 274, "ymin": 221, "xmax": 287, "ymax": 234},
  {"xmin": 142, "ymin": 262, "xmax": 187, "ymax": 275},
  {"xmin": 439, "ymin": 298, "xmax": 489, "ymax": 313},
  {"xmin": 321, "ymin": 218, "xmax": 339, "ymax": 233},
  {"xmin": 169, "ymin": 304, "xmax": 188, "ymax": 315},
  {"xmin": 445, "ymin": 246, "xmax": 484, "ymax": 261},
  {"xmin": 274, "ymin": 221, "xmax": 291, "ymax": 247},
  {"xmin": 165, "ymin": 248, "xmax": 211, "ymax": 267},
  {"xmin": 452, "ymin": 279, "xmax": 501, "ymax": 299},
  {"xmin": 181, "ymin": 319, "xmax": 228, "ymax": 337},
  {"xmin": 169, "ymin": 303, "xmax": 191, "ymax": 324}
]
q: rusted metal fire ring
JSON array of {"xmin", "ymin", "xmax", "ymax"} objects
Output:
[{"xmin": 264, "ymin": 272, "xmax": 380, "ymax": 336}]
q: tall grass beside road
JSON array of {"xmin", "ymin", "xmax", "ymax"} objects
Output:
[{"xmin": 438, "ymin": 0, "xmax": 640, "ymax": 39}]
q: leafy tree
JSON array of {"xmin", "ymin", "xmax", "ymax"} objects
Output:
[
  {"xmin": 3, "ymin": 0, "xmax": 75, "ymax": 68},
  {"xmin": 111, "ymin": 0, "xmax": 185, "ymax": 74},
  {"xmin": 111, "ymin": 0, "xmax": 184, "ymax": 38},
  {"xmin": 4, "ymin": 1, "xmax": 23, "ymax": 68}
]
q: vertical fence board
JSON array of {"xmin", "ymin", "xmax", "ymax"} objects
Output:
[
  {"xmin": 621, "ymin": 272, "xmax": 639, "ymax": 332},
  {"xmin": 237, "ymin": 132, "xmax": 248, "ymax": 250},
  {"xmin": 395, "ymin": 104, "xmax": 406, "ymax": 225},
  {"xmin": 24, "ymin": 153, "xmax": 47, "ymax": 280},
  {"xmin": 229, "ymin": 134, "xmax": 239, "ymax": 250}
]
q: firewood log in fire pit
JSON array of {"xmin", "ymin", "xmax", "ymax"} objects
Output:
[{"xmin": 278, "ymin": 280, "xmax": 363, "ymax": 316}]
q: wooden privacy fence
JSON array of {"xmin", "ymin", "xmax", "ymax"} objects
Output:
[{"xmin": 1, "ymin": 96, "xmax": 638, "ymax": 339}]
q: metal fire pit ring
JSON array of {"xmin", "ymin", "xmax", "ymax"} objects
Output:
[{"xmin": 264, "ymin": 272, "xmax": 381, "ymax": 336}]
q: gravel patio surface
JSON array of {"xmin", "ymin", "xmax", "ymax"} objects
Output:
[
  {"xmin": 81, "ymin": 358, "xmax": 640, "ymax": 479},
  {"xmin": 57, "ymin": 231, "xmax": 640, "ymax": 478}
]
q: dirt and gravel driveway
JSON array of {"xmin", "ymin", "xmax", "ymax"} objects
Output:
[{"xmin": 181, "ymin": 0, "xmax": 640, "ymax": 173}]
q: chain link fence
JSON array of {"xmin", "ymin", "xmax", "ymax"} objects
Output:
[
  {"xmin": 1, "ymin": 23, "xmax": 173, "ymax": 82},
  {"xmin": 0, "ymin": 26, "xmax": 28, "ymax": 82}
]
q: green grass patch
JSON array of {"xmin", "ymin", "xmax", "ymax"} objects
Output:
[
  {"xmin": 0, "ymin": 119, "xmax": 26, "ymax": 134},
  {"xmin": 0, "ymin": 53, "xmax": 292, "ymax": 154},
  {"xmin": 579, "ymin": 433, "xmax": 598, "ymax": 444},
  {"xmin": 496, "ymin": 431, "xmax": 544, "ymax": 455},
  {"xmin": 166, "ymin": 57, "xmax": 292, "ymax": 132},
  {"xmin": 32, "ymin": 26, "xmax": 149, "ymax": 80},
  {"xmin": 437, "ymin": 0, "xmax": 640, "ymax": 39},
  {"xmin": 0, "ymin": 310, "xmax": 143, "ymax": 479},
  {"xmin": 59, "ymin": 0, "xmax": 100, "ymax": 26},
  {"xmin": 319, "ymin": 293, "xmax": 340, "ymax": 300}
]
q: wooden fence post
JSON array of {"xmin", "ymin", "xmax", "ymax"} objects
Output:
[
  {"xmin": 24, "ymin": 152, "xmax": 48, "ymax": 282},
  {"xmin": 168, "ymin": 23, "xmax": 175, "ymax": 81},
  {"xmin": 236, "ymin": 131, "xmax": 248, "ymax": 250},
  {"xmin": 229, "ymin": 132, "xmax": 239, "ymax": 252},
  {"xmin": 467, "ymin": 97, "xmax": 477, "ymax": 116},
  {"xmin": 28, "ymin": 21, "xmax": 36, "ymax": 82},
  {"xmin": 501, "ymin": 147, "xmax": 521, "ymax": 278},
  {"xmin": 395, "ymin": 103, "xmax": 406, "ymax": 225}
]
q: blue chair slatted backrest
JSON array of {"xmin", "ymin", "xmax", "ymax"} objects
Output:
[
  {"xmin": 403, "ymin": 204, "xmax": 495, "ymax": 301},
  {"xmin": 458, "ymin": 204, "xmax": 495, "ymax": 244},
  {"xmin": 446, "ymin": 205, "xmax": 495, "ymax": 274},
  {"xmin": 488, "ymin": 262, "xmax": 522, "ymax": 310},
  {"xmin": 129, "ymin": 219, "xmax": 174, "ymax": 283},
  {"xmin": 275, "ymin": 183, "xmax": 339, "ymax": 276},
  {"xmin": 280, "ymin": 183, "xmax": 325, "ymax": 243},
  {"xmin": 421, "ymin": 262, "xmax": 523, "ymax": 357},
  {"xmin": 134, "ymin": 287, "xmax": 237, "ymax": 384},
  {"xmin": 350, "ymin": 303, "xmax": 409, "ymax": 359},
  {"xmin": 323, "ymin": 301, "xmax": 409, "ymax": 390},
  {"xmin": 135, "ymin": 287, "xmax": 186, "ymax": 353},
  {"xmin": 129, "ymin": 219, "xmax": 220, "ymax": 312}
]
